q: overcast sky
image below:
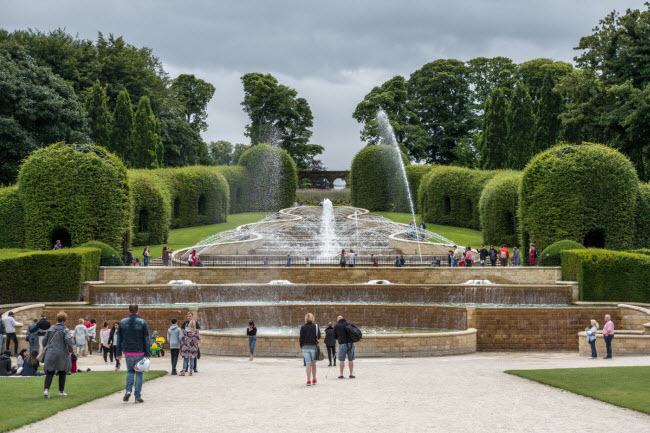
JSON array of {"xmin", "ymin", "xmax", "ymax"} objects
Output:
[{"xmin": 2, "ymin": 0, "xmax": 647, "ymax": 169}]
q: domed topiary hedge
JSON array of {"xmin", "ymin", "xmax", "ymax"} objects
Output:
[
  {"xmin": 519, "ymin": 143, "xmax": 638, "ymax": 252},
  {"xmin": 79, "ymin": 240, "xmax": 124, "ymax": 266},
  {"xmin": 158, "ymin": 166, "xmax": 229, "ymax": 228},
  {"xmin": 0, "ymin": 186, "xmax": 24, "ymax": 248},
  {"xmin": 479, "ymin": 172, "xmax": 521, "ymax": 247},
  {"xmin": 418, "ymin": 166, "xmax": 498, "ymax": 230},
  {"xmin": 128, "ymin": 170, "xmax": 172, "ymax": 245},
  {"xmin": 238, "ymin": 143, "xmax": 297, "ymax": 211},
  {"xmin": 406, "ymin": 165, "xmax": 435, "ymax": 213},
  {"xmin": 634, "ymin": 182, "xmax": 650, "ymax": 248},
  {"xmin": 539, "ymin": 239, "xmax": 585, "ymax": 267},
  {"xmin": 350, "ymin": 145, "xmax": 411, "ymax": 212},
  {"xmin": 214, "ymin": 165, "xmax": 249, "ymax": 214},
  {"xmin": 18, "ymin": 143, "xmax": 131, "ymax": 251}
]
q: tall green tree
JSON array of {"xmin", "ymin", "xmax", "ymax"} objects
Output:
[
  {"xmin": 170, "ymin": 74, "xmax": 215, "ymax": 132},
  {"xmin": 157, "ymin": 97, "xmax": 203, "ymax": 167},
  {"xmin": 131, "ymin": 96, "xmax": 162, "ymax": 168},
  {"xmin": 209, "ymin": 140, "xmax": 234, "ymax": 165},
  {"xmin": 467, "ymin": 56, "xmax": 516, "ymax": 111},
  {"xmin": 517, "ymin": 58, "xmax": 573, "ymax": 108},
  {"xmin": 507, "ymin": 82, "xmax": 536, "ymax": 170},
  {"xmin": 533, "ymin": 74, "xmax": 564, "ymax": 152},
  {"xmin": 240, "ymin": 72, "xmax": 323, "ymax": 169},
  {"xmin": 110, "ymin": 90, "xmax": 133, "ymax": 161},
  {"xmin": 478, "ymin": 87, "xmax": 508, "ymax": 169},
  {"xmin": 85, "ymin": 80, "xmax": 111, "ymax": 149}
]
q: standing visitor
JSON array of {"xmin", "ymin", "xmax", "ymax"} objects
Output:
[
  {"xmin": 334, "ymin": 315, "xmax": 355, "ymax": 379},
  {"xmin": 299, "ymin": 312, "xmax": 320, "ymax": 386},
  {"xmin": 143, "ymin": 246, "xmax": 151, "ymax": 267},
  {"xmin": 399, "ymin": 255, "xmax": 406, "ymax": 267},
  {"xmin": 499, "ymin": 245, "xmax": 510, "ymax": 267},
  {"xmin": 324, "ymin": 322, "xmax": 336, "ymax": 367},
  {"xmin": 286, "ymin": 253, "xmax": 292, "ymax": 267},
  {"xmin": 586, "ymin": 319, "xmax": 599, "ymax": 359},
  {"xmin": 180, "ymin": 320, "xmax": 200, "ymax": 376},
  {"xmin": 488, "ymin": 245, "xmax": 498, "ymax": 267},
  {"xmin": 42, "ymin": 312, "xmax": 73, "ymax": 398},
  {"xmin": 529, "ymin": 243, "xmax": 538, "ymax": 266},
  {"xmin": 453, "ymin": 246, "xmax": 463, "ymax": 267},
  {"xmin": 36, "ymin": 314, "xmax": 51, "ymax": 352},
  {"xmin": 0, "ymin": 317, "xmax": 4, "ymax": 356},
  {"xmin": 85, "ymin": 318, "xmax": 96, "ymax": 356},
  {"xmin": 513, "ymin": 247, "xmax": 522, "ymax": 267},
  {"xmin": 448, "ymin": 250, "xmax": 456, "ymax": 267},
  {"xmin": 263, "ymin": 257, "xmax": 269, "ymax": 267},
  {"xmin": 371, "ymin": 254, "xmax": 378, "ymax": 267},
  {"xmin": 247, "ymin": 321, "xmax": 257, "ymax": 361},
  {"xmin": 27, "ymin": 319, "xmax": 39, "ymax": 354},
  {"xmin": 108, "ymin": 322, "xmax": 120, "ymax": 369},
  {"xmin": 100, "ymin": 322, "xmax": 111, "ymax": 364},
  {"xmin": 167, "ymin": 318, "xmax": 182, "ymax": 375},
  {"xmin": 464, "ymin": 247, "xmax": 473, "ymax": 267},
  {"xmin": 162, "ymin": 246, "xmax": 169, "ymax": 267},
  {"xmin": 394, "ymin": 255, "xmax": 400, "ymax": 267},
  {"xmin": 125, "ymin": 249, "xmax": 134, "ymax": 266},
  {"xmin": 340, "ymin": 250, "xmax": 347, "ymax": 267},
  {"xmin": 348, "ymin": 249, "xmax": 357, "ymax": 267},
  {"xmin": 116, "ymin": 304, "xmax": 150, "ymax": 403},
  {"xmin": 305, "ymin": 257, "xmax": 311, "ymax": 267},
  {"xmin": 602, "ymin": 314, "xmax": 615, "ymax": 359},
  {"xmin": 73, "ymin": 319, "xmax": 87, "ymax": 357},
  {"xmin": 3, "ymin": 312, "xmax": 18, "ymax": 355},
  {"xmin": 479, "ymin": 245, "xmax": 488, "ymax": 267},
  {"xmin": 182, "ymin": 312, "xmax": 200, "ymax": 373},
  {"xmin": 419, "ymin": 220, "xmax": 426, "ymax": 238}
]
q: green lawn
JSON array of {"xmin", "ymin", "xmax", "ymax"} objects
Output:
[
  {"xmin": 0, "ymin": 370, "xmax": 166, "ymax": 432},
  {"xmin": 506, "ymin": 366, "xmax": 650, "ymax": 415},
  {"xmin": 145, "ymin": 212, "xmax": 268, "ymax": 258},
  {"xmin": 376, "ymin": 212, "xmax": 484, "ymax": 247}
]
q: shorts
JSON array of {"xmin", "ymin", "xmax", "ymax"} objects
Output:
[
  {"xmin": 76, "ymin": 344, "xmax": 85, "ymax": 350},
  {"xmin": 338, "ymin": 343, "xmax": 355, "ymax": 362},
  {"xmin": 302, "ymin": 346, "xmax": 316, "ymax": 364}
]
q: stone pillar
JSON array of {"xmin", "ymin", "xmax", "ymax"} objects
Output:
[
  {"xmin": 644, "ymin": 323, "xmax": 650, "ymax": 335},
  {"xmin": 466, "ymin": 306, "xmax": 476, "ymax": 330}
]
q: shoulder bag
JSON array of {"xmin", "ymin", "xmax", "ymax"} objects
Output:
[
  {"xmin": 314, "ymin": 324, "xmax": 325, "ymax": 361},
  {"xmin": 37, "ymin": 329, "xmax": 62, "ymax": 362}
]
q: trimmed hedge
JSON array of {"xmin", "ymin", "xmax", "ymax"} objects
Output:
[
  {"xmin": 79, "ymin": 240, "xmax": 124, "ymax": 266},
  {"xmin": 539, "ymin": 239, "xmax": 585, "ymax": 267},
  {"xmin": 238, "ymin": 143, "xmax": 297, "ymax": 211},
  {"xmin": 406, "ymin": 165, "xmax": 435, "ymax": 212},
  {"xmin": 519, "ymin": 144, "xmax": 638, "ymax": 252},
  {"xmin": 418, "ymin": 166, "xmax": 498, "ymax": 230},
  {"xmin": 214, "ymin": 165, "xmax": 249, "ymax": 214},
  {"xmin": 350, "ymin": 145, "xmax": 411, "ymax": 212},
  {"xmin": 17, "ymin": 143, "xmax": 131, "ymax": 252},
  {"xmin": 561, "ymin": 249, "xmax": 650, "ymax": 302},
  {"xmin": 158, "ymin": 166, "xmax": 229, "ymax": 228},
  {"xmin": 0, "ymin": 247, "xmax": 101, "ymax": 303},
  {"xmin": 634, "ymin": 182, "xmax": 650, "ymax": 248},
  {"xmin": 0, "ymin": 186, "xmax": 24, "ymax": 248},
  {"xmin": 479, "ymin": 172, "xmax": 521, "ymax": 247},
  {"xmin": 128, "ymin": 170, "xmax": 172, "ymax": 245}
]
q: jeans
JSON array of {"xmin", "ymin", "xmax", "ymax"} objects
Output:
[
  {"xmin": 29, "ymin": 332, "xmax": 38, "ymax": 354},
  {"xmin": 302, "ymin": 347, "xmax": 316, "ymax": 364},
  {"xmin": 182, "ymin": 357, "xmax": 195, "ymax": 372},
  {"xmin": 248, "ymin": 336, "xmax": 257, "ymax": 355},
  {"xmin": 38, "ymin": 335, "xmax": 45, "ymax": 352},
  {"xmin": 589, "ymin": 339, "xmax": 597, "ymax": 357},
  {"xmin": 125, "ymin": 355, "xmax": 145, "ymax": 399},
  {"xmin": 326, "ymin": 345, "xmax": 336, "ymax": 365},
  {"xmin": 604, "ymin": 334, "xmax": 614, "ymax": 358},
  {"xmin": 170, "ymin": 348, "xmax": 180, "ymax": 372},
  {"xmin": 338, "ymin": 343, "xmax": 355, "ymax": 361},
  {"xmin": 450, "ymin": 258, "xmax": 457, "ymax": 267},
  {"xmin": 44, "ymin": 370, "xmax": 67, "ymax": 392},
  {"xmin": 5, "ymin": 332, "xmax": 18, "ymax": 354}
]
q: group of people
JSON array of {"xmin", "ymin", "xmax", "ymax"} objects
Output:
[
  {"xmin": 406, "ymin": 220, "xmax": 427, "ymax": 240},
  {"xmin": 447, "ymin": 244, "xmax": 539, "ymax": 267},
  {"xmin": 166, "ymin": 312, "xmax": 201, "ymax": 376},
  {"xmin": 585, "ymin": 314, "xmax": 616, "ymax": 359},
  {"xmin": 340, "ymin": 249, "xmax": 358, "ymax": 267}
]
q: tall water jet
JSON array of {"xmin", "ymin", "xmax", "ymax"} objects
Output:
[
  {"xmin": 376, "ymin": 110, "xmax": 423, "ymax": 262},
  {"xmin": 320, "ymin": 198, "xmax": 338, "ymax": 256}
]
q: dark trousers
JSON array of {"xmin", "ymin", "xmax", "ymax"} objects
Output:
[
  {"xmin": 589, "ymin": 339, "xmax": 597, "ymax": 358},
  {"xmin": 5, "ymin": 333, "xmax": 18, "ymax": 354},
  {"xmin": 170, "ymin": 348, "xmax": 180, "ymax": 372},
  {"xmin": 194, "ymin": 348, "xmax": 199, "ymax": 371},
  {"xmin": 604, "ymin": 334, "xmax": 614, "ymax": 358},
  {"xmin": 490, "ymin": 259, "xmax": 496, "ymax": 266},
  {"xmin": 44, "ymin": 370, "xmax": 67, "ymax": 392},
  {"xmin": 327, "ymin": 345, "xmax": 336, "ymax": 365}
]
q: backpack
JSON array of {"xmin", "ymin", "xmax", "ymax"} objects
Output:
[
  {"xmin": 345, "ymin": 323, "xmax": 363, "ymax": 343},
  {"xmin": 500, "ymin": 250, "xmax": 507, "ymax": 259},
  {"xmin": 534, "ymin": 248, "xmax": 539, "ymax": 259}
]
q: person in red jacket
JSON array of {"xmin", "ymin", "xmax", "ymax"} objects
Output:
[{"xmin": 498, "ymin": 245, "xmax": 510, "ymax": 267}]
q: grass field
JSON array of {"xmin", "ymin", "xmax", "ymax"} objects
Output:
[
  {"xmin": 0, "ymin": 370, "xmax": 166, "ymax": 432},
  {"xmin": 376, "ymin": 212, "xmax": 484, "ymax": 247},
  {"xmin": 506, "ymin": 366, "xmax": 650, "ymax": 415}
]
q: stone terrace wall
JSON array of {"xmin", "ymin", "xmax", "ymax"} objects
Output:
[
  {"xmin": 472, "ymin": 307, "xmax": 620, "ymax": 351},
  {"xmin": 619, "ymin": 304, "xmax": 650, "ymax": 330},
  {"xmin": 98, "ymin": 266, "xmax": 562, "ymax": 286},
  {"xmin": 578, "ymin": 330, "xmax": 650, "ymax": 356}
]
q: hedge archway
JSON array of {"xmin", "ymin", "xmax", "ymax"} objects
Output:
[
  {"xmin": 519, "ymin": 143, "xmax": 638, "ymax": 252},
  {"xmin": 128, "ymin": 170, "xmax": 171, "ymax": 246},
  {"xmin": 214, "ymin": 166, "xmax": 249, "ymax": 214},
  {"xmin": 479, "ymin": 172, "xmax": 522, "ymax": 247}
]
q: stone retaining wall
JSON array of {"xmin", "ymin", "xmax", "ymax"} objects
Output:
[
  {"xmin": 578, "ymin": 331, "xmax": 650, "ymax": 355},
  {"xmin": 619, "ymin": 304, "xmax": 650, "ymax": 330}
]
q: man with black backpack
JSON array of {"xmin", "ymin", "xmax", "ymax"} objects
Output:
[{"xmin": 333, "ymin": 315, "xmax": 360, "ymax": 379}]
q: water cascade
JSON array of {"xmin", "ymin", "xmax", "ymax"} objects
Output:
[{"xmin": 320, "ymin": 198, "xmax": 339, "ymax": 256}]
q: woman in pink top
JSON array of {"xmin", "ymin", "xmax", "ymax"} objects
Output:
[{"xmin": 464, "ymin": 247, "xmax": 473, "ymax": 267}]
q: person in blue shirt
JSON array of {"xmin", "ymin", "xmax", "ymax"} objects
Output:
[{"xmin": 286, "ymin": 254, "xmax": 292, "ymax": 267}]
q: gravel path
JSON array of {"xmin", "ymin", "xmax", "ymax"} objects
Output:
[{"xmin": 13, "ymin": 352, "xmax": 650, "ymax": 433}]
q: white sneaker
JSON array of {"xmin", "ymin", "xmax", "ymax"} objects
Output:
[
  {"xmin": 59, "ymin": 391, "xmax": 67, "ymax": 396},
  {"xmin": 87, "ymin": 354, "xmax": 92, "ymax": 357},
  {"xmin": 44, "ymin": 390, "xmax": 49, "ymax": 399}
]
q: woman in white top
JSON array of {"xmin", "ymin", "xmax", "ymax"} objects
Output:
[
  {"xmin": 586, "ymin": 319, "xmax": 599, "ymax": 359},
  {"xmin": 99, "ymin": 322, "xmax": 111, "ymax": 364},
  {"xmin": 73, "ymin": 319, "xmax": 87, "ymax": 357}
]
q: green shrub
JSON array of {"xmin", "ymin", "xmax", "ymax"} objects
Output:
[
  {"xmin": 418, "ymin": 166, "xmax": 498, "ymax": 230},
  {"xmin": 479, "ymin": 172, "xmax": 521, "ymax": 247},
  {"xmin": 238, "ymin": 143, "xmax": 297, "ymax": 211},
  {"xmin": 519, "ymin": 143, "xmax": 638, "ymax": 252},
  {"xmin": 406, "ymin": 165, "xmax": 435, "ymax": 212},
  {"xmin": 350, "ymin": 145, "xmax": 411, "ymax": 211},
  {"xmin": 634, "ymin": 182, "xmax": 650, "ymax": 248},
  {"xmin": 17, "ymin": 143, "xmax": 131, "ymax": 252},
  {"xmin": 79, "ymin": 240, "xmax": 124, "ymax": 266},
  {"xmin": 0, "ymin": 247, "xmax": 101, "ymax": 303},
  {"xmin": 158, "ymin": 166, "xmax": 229, "ymax": 228},
  {"xmin": 627, "ymin": 249, "xmax": 650, "ymax": 256},
  {"xmin": 214, "ymin": 165, "xmax": 249, "ymax": 214},
  {"xmin": 539, "ymin": 239, "xmax": 585, "ymax": 267},
  {"xmin": 561, "ymin": 249, "xmax": 650, "ymax": 302},
  {"xmin": 296, "ymin": 189, "xmax": 351, "ymax": 206},
  {"xmin": 128, "ymin": 170, "xmax": 171, "ymax": 245},
  {"xmin": 0, "ymin": 186, "xmax": 24, "ymax": 248}
]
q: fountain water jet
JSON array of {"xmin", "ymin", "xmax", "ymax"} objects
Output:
[{"xmin": 320, "ymin": 198, "xmax": 339, "ymax": 256}]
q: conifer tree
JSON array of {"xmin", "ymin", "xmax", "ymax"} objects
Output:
[
  {"xmin": 507, "ymin": 82, "xmax": 536, "ymax": 169},
  {"xmin": 110, "ymin": 90, "xmax": 133, "ymax": 161},
  {"xmin": 533, "ymin": 74, "xmax": 563, "ymax": 153},
  {"xmin": 132, "ymin": 96, "xmax": 163, "ymax": 168},
  {"xmin": 478, "ymin": 87, "xmax": 508, "ymax": 169},
  {"xmin": 85, "ymin": 80, "xmax": 111, "ymax": 149}
]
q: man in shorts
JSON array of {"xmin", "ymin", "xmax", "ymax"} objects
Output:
[{"xmin": 333, "ymin": 315, "xmax": 355, "ymax": 379}]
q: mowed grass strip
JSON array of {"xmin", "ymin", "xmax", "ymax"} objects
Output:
[
  {"xmin": 376, "ymin": 212, "xmax": 484, "ymax": 247},
  {"xmin": 0, "ymin": 370, "xmax": 166, "ymax": 432},
  {"xmin": 506, "ymin": 366, "xmax": 650, "ymax": 415}
]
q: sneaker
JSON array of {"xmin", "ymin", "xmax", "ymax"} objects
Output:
[
  {"xmin": 312, "ymin": 379, "xmax": 317, "ymax": 385},
  {"xmin": 58, "ymin": 391, "xmax": 67, "ymax": 396},
  {"xmin": 44, "ymin": 390, "xmax": 49, "ymax": 399},
  {"xmin": 338, "ymin": 376, "xmax": 344, "ymax": 379},
  {"xmin": 171, "ymin": 370, "xmax": 177, "ymax": 376},
  {"xmin": 349, "ymin": 375, "xmax": 356, "ymax": 379},
  {"xmin": 123, "ymin": 392, "xmax": 131, "ymax": 402},
  {"xmin": 193, "ymin": 369, "xmax": 198, "ymax": 373},
  {"xmin": 135, "ymin": 398, "xmax": 144, "ymax": 403},
  {"xmin": 306, "ymin": 381, "xmax": 311, "ymax": 386}
]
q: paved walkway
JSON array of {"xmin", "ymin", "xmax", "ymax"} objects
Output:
[{"xmin": 14, "ymin": 352, "xmax": 650, "ymax": 433}]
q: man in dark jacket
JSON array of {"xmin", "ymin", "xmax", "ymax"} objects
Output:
[
  {"xmin": 324, "ymin": 322, "xmax": 336, "ymax": 367},
  {"xmin": 488, "ymin": 245, "xmax": 498, "ymax": 266},
  {"xmin": 0, "ymin": 350, "xmax": 16, "ymax": 376},
  {"xmin": 479, "ymin": 245, "xmax": 488, "ymax": 267},
  {"xmin": 36, "ymin": 314, "xmax": 51, "ymax": 352},
  {"xmin": 333, "ymin": 315, "xmax": 355, "ymax": 379},
  {"xmin": 182, "ymin": 311, "xmax": 200, "ymax": 372},
  {"xmin": 116, "ymin": 304, "xmax": 150, "ymax": 404}
]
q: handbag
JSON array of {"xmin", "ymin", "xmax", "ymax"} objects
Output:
[
  {"xmin": 37, "ymin": 329, "xmax": 62, "ymax": 362},
  {"xmin": 314, "ymin": 324, "xmax": 325, "ymax": 362}
]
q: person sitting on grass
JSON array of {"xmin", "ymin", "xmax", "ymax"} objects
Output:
[
  {"xmin": 21, "ymin": 350, "xmax": 44, "ymax": 376},
  {"xmin": 0, "ymin": 350, "xmax": 16, "ymax": 376}
]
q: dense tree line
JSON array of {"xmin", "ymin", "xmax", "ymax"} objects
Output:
[{"xmin": 354, "ymin": 4, "xmax": 650, "ymax": 180}]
